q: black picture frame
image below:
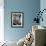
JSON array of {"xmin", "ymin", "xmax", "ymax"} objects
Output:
[{"xmin": 11, "ymin": 12, "xmax": 24, "ymax": 28}]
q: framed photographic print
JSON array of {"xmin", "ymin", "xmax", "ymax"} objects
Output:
[{"xmin": 11, "ymin": 12, "xmax": 24, "ymax": 28}]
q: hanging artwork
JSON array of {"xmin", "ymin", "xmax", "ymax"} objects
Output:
[{"xmin": 11, "ymin": 12, "xmax": 24, "ymax": 28}]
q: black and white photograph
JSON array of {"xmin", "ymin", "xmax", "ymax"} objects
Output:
[{"xmin": 11, "ymin": 12, "xmax": 24, "ymax": 28}]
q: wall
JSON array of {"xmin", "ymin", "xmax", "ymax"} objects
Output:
[
  {"xmin": 4, "ymin": 0, "xmax": 40, "ymax": 42},
  {"xmin": 40, "ymin": 0, "xmax": 46, "ymax": 27}
]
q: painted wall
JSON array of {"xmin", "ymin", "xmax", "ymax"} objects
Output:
[
  {"xmin": 40, "ymin": 0, "xmax": 46, "ymax": 27},
  {"xmin": 4, "ymin": 0, "xmax": 40, "ymax": 42}
]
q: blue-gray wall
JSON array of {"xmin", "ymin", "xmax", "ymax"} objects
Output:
[
  {"xmin": 4, "ymin": 0, "xmax": 40, "ymax": 42},
  {"xmin": 40, "ymin": 0, "xmax": 46, "ymax": 27}
]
